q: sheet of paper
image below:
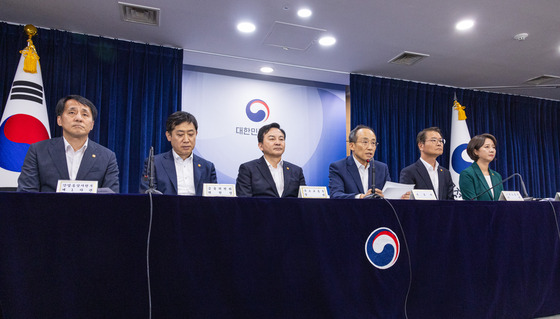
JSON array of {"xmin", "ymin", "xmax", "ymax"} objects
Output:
[{"xmin": 382, "ymin": 181, "xmax": 415, "ymax": 199}]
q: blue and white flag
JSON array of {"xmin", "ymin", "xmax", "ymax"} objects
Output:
[
  {"xmin": 449, "ymin": 99, "xmax": 473, "ymax": 199},
  {"xmin": 0, "ymin": 34, "xmax": 51, "ymax": 188}
]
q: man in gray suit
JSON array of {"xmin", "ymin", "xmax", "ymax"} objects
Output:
[{"xmin": 17, "ymin": 95, "xmax": 119, "ymax": 192}]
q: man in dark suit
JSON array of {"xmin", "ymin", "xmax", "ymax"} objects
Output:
[
  {"xmin": 140, "ymin": 111, "xmax": 216, "ymax": 195},
  {"xmin": 236, "ymin": 122, "xmax": 306, "ymax": 197},
  {"xmin": 399, "ymin": 127, "xmax": 454, "ymax": 200},
  {"xmin": 18, "ymin": 95, "xmax": 119, "ymax": 192},
  {"xmin": 329, "ymin": 125, "xmax": 392, "ymax": 199}
]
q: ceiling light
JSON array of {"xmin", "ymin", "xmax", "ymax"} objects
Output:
[
  {"xmin": 297, "ymin": 8, "xmax": 312, "ymax": 18},
  {"xmin": 260, "ymin": 67, "xmax": 274, "ymax": 73},
  {"xmin": 237, "ymin": 22, "xmax": 256, "ymax": 33},
  {"xmin": 456, "ymin": 19, "xmax": 475, "ymax": 31},
  {"xmin": 318, "ymin": 36, "xmax": 336, "ymax": 46}
]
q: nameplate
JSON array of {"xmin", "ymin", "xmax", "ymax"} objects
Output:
[
  {"xmin": 554, "ymin": 192, "xmax": 560, "ymax": 201},
  {"xmin": 56, "ymin": 180, "xmax": 98, "ymax": 193},
  {"xmin": 410, "ymin": 189, "xmax": 436, "ymax": 200},
  {"xmin": 298, "ymin": 186, "xmax": 329, "ymax": 198},
  {"xmin": 499, "ymin": 191, "xmax": 524, "ymax": 201},
  {"xmin": 203, "ymin": 183, "xmax": 236, "ymax": 197}
]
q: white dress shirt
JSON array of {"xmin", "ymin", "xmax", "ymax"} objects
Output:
[
  {"xmin": 63, "ymin": 137, "xmax": 88, "ymax": 180},
  {"xmin": 173, "ymin": 150, "xmax": 196, "ymax": 196},
  {"xmin": 353, "ymin": 155, "xmax": 369, "ymax": 198},
  {"xmin": 265, "ymin": 158, "xmax": 284, "ymax": 197},
  {"xmin": 484, "ymin": 175, "xmax": 494, "ymax": 198},
  {"xmin": 420, "ymin": 158, "xmax": 439, "ymax": 199}
]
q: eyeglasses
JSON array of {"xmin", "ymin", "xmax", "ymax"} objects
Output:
[
  {"xmin": 426, "ymin": 138, "xmax": 446, "ymax": 145},
  {"xmin": 356, "ymin": 140, "xmax": 379, "ymax": 147}
]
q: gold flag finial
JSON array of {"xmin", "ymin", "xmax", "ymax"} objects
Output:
[
  {"xmin": 20, "ymin": 24, "xmax": 40, "ymax": 74},
  {"xmin": 24, "ymin": 24, "xmax": 38, "ymax": 38},
  {"xmin": 453, "ymin": 100, "xmax": 467, "ymax": 121}
]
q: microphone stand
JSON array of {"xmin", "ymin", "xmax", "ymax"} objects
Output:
[
  {"xmin": 145, "ymin": 146, "xmax": 162, "ymax": 195},
  {"xmin": 364, "ymin": 158, "xmax": 381, "ymax": 199},
  {"xmin": 518, "ymin": 175, "xmax": 533, "ymax": 201},
  {"xmin": 471, "ymin": 173, "xmax": 532, "ymax": 201}
]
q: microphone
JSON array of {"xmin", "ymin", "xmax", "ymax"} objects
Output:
[
  {"xmin": 145, "ymin": 146, "xmax": 162, "ymax": 194},
  {"xmin": 471, "ymin": 173, "xmax": 532, "ymax": 201},
  {"xmin": 143, "ymin": 147, "xmax": 152, "ymax": 180},
  {"xmin": 364, "ymin": 158, "xmax": 381, "ymax": 199}
]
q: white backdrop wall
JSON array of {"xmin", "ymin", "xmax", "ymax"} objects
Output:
[{"xmin": 182, "ymin": 67, "xmax": 346, "ymax": 187}]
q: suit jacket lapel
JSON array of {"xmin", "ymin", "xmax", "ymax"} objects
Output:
[
  {"xmin": 50, "ymin": 138, "xmax": 70, "ymax": 180},
  {"xmin": 415, "ymin": 160, "xmax": 434, "ymax": 191},
  {"xmin": 437, "ymin": 167, "xmax": 446, "ymax": 199},
  {"xmin": 347, "ymin": 156, "xmax": 364, "ymax": 193},
  {"xmin": 282, "ymin": 162, "xmax": 293, "ymax": 197},
  {"xmin": 489, "ymin": 170, "xmax": 501, "ymax": 197},
  {"xmin": 162, "ymin": 151, "xmax": 178, "ymax": 193},
  {"xmin": 256, "ymin": 157, "xmax": 279, "ymax": 197},
  {"xmin": 193, "ymin": 154, "xmax": 202, "ymax": 193},
  {"xmin": 76, "ymin": 140, "xmax": 95, "ymax": 180}
]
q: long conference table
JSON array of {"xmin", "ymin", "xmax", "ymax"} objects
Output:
[{"xmin": 1, "ymin": 192, "xmax": 559, "ymax": 319}]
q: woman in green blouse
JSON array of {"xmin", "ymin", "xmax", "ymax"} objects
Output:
[{"xmin": 459, "ymin": 133, "xmax": 503, "ymax": 200}]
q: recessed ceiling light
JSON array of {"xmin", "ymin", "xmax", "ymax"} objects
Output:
[
  {"xmin": 260, "ymin": 67, "xmax": 274, "ymax": 73},
  {"xmin": 237, "ymin": 22, "xmax": 256, "ymax": 33},
  {"xmin": 456, "ymin": 19, "xmax": 475, "ymax": 31},
  {"xmin": 297, "ymin": 8, "xmax": 312, "ymax": 18},
  {"xmin": 318, "ymin": 36, "xmax": 336, "ymax": 46}
]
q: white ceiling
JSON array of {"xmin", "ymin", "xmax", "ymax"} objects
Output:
[{"xmin": 2, "ymin": 0, "xmax": 560, "ymax": 100}]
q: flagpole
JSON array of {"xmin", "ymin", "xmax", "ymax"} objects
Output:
[{"xmin": 449, "ymin": 95, "xmax": 473, "ymax": 199}]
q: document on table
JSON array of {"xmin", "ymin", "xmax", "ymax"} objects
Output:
[{"xmin": 382, "ymin": 181, "xmax": 415, "ymax": 199}]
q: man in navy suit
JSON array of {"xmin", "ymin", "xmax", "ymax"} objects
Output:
[
  {"xmin": 18, "ymin": 95, "xmax": 119, "ymax": 192},
  {"xmin": 328, "ymin": 125, "xmax": 393, "ymax": 199},
  {"xmin": 236, "ymin": 122, "xmax": 306, "ymax": 197},
  {"xmin": 140, "ymin": 111, "xmax": 216, "ymax": 195},
  {"xmin": 399, "ymin": 127, "xmax": 455, "ymax": 200}
]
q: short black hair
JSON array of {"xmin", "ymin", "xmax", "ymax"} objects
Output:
[
  {"xmin": 55, "ymin": 95, "xmax": 98, "ymax": 120},
  {"xmin": 348, "ymin": 125, "xmax": 375, "ymax": 143},
  {"xmin": 466, "ymin": 133, "xmax": 497, "ymax": 161},
  {"xmin": 257, "ymin": 122, "xmax": 285, "ymax": 143},
  {"xmin": 166, "ymin": 111, "xmax": 198, "ymax": 133},
  {"xmin": 417, "ymin": 127, "xmax": 442, "ymax": 144}
]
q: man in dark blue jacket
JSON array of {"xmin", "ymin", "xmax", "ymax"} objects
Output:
[
  {"xmin": 18, "ymin": 95, "xmax": 119, "ymax": 193},
  {"xmin": 140, "ymin": 111, "xmax": 216, "ymax": 195},
  {"xmin": 328, "ymin": 125, "xmax": 391, "ymax": 199}
]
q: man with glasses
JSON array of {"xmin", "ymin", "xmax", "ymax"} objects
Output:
[
  {"xmin": 328, "ymin": 125, "xmax": 391, "ymax": 199},
  {"xmin": 399, "ymin": 127, "xmax": 455, "ymax": 200}
]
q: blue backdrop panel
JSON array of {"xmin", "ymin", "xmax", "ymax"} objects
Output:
[{"xmin": 182, "ymin": 67, "xmax": 347, "ymax": 187}]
